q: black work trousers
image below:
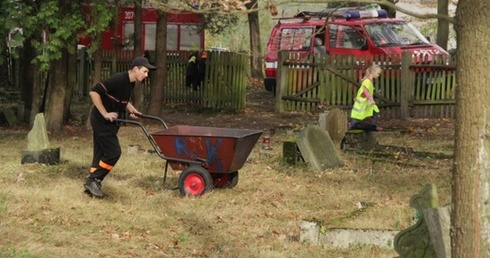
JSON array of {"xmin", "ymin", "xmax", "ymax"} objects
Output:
[{"xmin": 88, "ymin": 116, "xmax": 121, "ymax": 181}]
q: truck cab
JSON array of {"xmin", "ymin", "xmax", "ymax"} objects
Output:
[{"xmin": 263, "ymin": 5, "xmax": 448, "ymax": 93}]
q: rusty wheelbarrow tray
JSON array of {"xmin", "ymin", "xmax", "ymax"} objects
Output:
[{"xmin": 116, "ymin": 114, "xmax": 262, "ymax": 197}]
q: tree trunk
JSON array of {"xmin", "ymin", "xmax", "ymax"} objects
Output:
[
  {"xmin": 63, "ymin": 43, "xmax": 78, "ymax": 123},
  {"xmin": 146, "ymin": 10, "xmax": 167, "ymax": 116},
  {"xmin": 380, "ymin": 0, "xmax": 396, "ymax": 18},
  {"xmin": 46, "ymin": 51, "xmax": 68, "ymax": 132},
  {"xmin": 20, "ymin": 40, "xmax": 36, "ymax": 124},
  {"xmin": 246, "ymin": 0, "xmax": 264, "ymax": 80},
  {"xmin": 111, "ymin": 0, "xmax": 120, "ymax": 75},
  {"xmin": 134, "ymin": 0, "xmax": 142, "ymax": 56},
  {"xmin": 436, "ymin": 0, "xmax": 449, "ymax": 50},
  {"xmin": 30, "ymin": 69, "xmax": 42, "ymax": 126},
  {"xmin": 452, "ymin": 1, "xmax": 490, "ymax": 257},
  {"xmin": 93, "ymin": 40, "xmax": 103, "ymax": 86},
  {"xmin": 132, "ymin": 0, "xmax": 144, "ymax": 111},
  {"xmin": 85, "ymin": 36, "xmax": 103, "ymax": 130}
]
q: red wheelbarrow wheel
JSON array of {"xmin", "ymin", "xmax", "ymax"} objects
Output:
[{"xmin": 178, "ymin": 166, "xmax": 213, "ymax": 197}]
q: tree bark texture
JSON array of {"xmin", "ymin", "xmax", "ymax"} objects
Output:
[
  {"xmin": 93, "ymin": 37, "xmax": 103, "ymax": 86},
  {"xmin": 436, "ymin": 0, "xmax": 449, "ymax": 50},
  {"xmin": 46, "ymin": 52, "xmax": 67, "ymax": 132},
  {"xmin": 246, "ymin": 0, "xmax": 264, "ymax": 80},
  {"xmin": 111, "ymin": 0, "xmax": 120, "ymax": 75},
  {"xmin": 452, "ymin": 1, "xmax": 490, "ymax": 257},
  {"xmin": 86, "ymin": 36, "xmax": 103, "ymax": 130},
  {"xmin": 21, "ymin": 40, "xmax": 36, "ymax": 123},
  {"xmin": 146, "ymin": 10, "xmax": 167, "ymax": 116},
  {"xmin": 63, "ymin": 43, "xmax": 77, "ymax": 123},
  {"xmin": 380, "ymin": 0, "xmax": 397, "ymax": 18},
  {"xmin": 132, "ymin": 0, "xmax": 144, "ymax": 111}
]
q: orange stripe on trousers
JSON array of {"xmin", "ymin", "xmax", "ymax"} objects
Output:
[{"xmin": 98, "ymin": 160, "xmax": 114, "ymax": 171}]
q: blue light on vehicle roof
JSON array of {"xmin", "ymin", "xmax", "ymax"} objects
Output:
[
  {"xmin": 377, "ymin": 10, "xmax": 388, "ymax": 18},
  {"xmin": 340, "ymin": 9, "xmax": 388, "ymax": 20}
]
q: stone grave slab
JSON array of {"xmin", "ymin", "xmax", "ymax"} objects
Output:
[
  {"xmin": 296, "ymin": 125, "xmax": 344, "ymax": 171},
  {"xmin": 21, "ymin": 113, "xmax": 60, "ymax": 165},
  {"xmin": 394, "ymin": 183, "xmax": 440, "ymax": 258},
  {"xmin": 318, "ymin": 108, "xmax": 348, "ymax": 146}
]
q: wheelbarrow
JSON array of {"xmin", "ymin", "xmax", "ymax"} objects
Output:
[{"xmin": 116, "ymin": 114, "xmax": 263, "ymax": 197}]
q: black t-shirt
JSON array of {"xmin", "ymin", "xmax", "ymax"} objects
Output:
[{"xmin": 91, "ymin": 71, "xmax": 135, "ymax": 124}]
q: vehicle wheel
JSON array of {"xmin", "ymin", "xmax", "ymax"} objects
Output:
[
  {"xmin": 212, "ymin": 171, "xmax": 239, "ymax": 189},
  {"xmin": 178, "ymin": 166, "xmax": 213, "ymax": 197},
  {"xmin": 226, "ymin": 171, "xmax": 239, "ymax": 189}
]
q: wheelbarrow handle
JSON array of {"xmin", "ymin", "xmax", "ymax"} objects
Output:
[
  {"xmin": 114, "ymin": 118, "xmax": 168, "ymax": 160},
  {"xmin": 114, "ymin": 118, "xmax": 205, "ymax": 167},
  {"xmin": 135, "ymin": 114, "xmax": 168, "ymax": 129}
]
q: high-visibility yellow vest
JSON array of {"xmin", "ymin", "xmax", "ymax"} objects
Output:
[{"xmin": 350, "ymin": 79, "xmax": 379, "ymax": 120}]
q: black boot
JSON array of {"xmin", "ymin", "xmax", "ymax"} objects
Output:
[{"xmin": 84, "ymin": 178, "xmax": 106, "ymax": 198}]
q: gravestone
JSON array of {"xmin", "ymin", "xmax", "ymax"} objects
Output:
[
  {"xmin": 340, "ymin": 129, "xmax": 377, "ymax": 151},
  {"xmin": 318, "ymin": 108, "xmax": 348, "ymax": 146},
  {"xmin": 295, "ymin": 125, "xmax": 344, "ymax": 171},
  {"xmin": 394, "ymin": 184, "xmax": 439, "ymax": 258},
  {"xmin": 299, "ymin": 220, "xmax": 399, "ymax": 249},
  {"xmin": 282, "ymin": 140, "xmax": 303, "ymax": 165},
  {"xmin": 423, "ymin": 205, "xmax": 452, "ymax": 258},
  {"xmin": 21, "ymin": 113, "xmax": 60, "ymax": 165},
  {"xmin": 0, "ymin": 107, "xmax": 18, "ymax": 126}
]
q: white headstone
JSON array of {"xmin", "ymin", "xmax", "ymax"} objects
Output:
[{"xmin": 27, "ymin": 113, "xmax": 50, "ymax": 150}]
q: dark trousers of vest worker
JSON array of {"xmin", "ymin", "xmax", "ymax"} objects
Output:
[{"xmin": 88, "ymin": 122, "xmax": 121, "ymax": 181}]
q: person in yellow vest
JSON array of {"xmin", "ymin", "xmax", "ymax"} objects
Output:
[
  {"xmin": 185, "ymin": 51, "xmax": 199, "ymax": 91},
  {"xmin": 349, "ymin": 64, "xmax": 383, "ymax": 131}
]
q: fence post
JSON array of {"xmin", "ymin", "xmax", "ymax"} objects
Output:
[
  {"xmin": 400, "ymin": 51, "xmax": 411, "ymax": 119},
  {"xmin": 276, "ymin": 51, "xmax": 287, "ymax": 112}
]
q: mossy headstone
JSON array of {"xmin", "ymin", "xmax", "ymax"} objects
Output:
[
  {"xmin": 21, "ymin": 113, "xmax": 60, "ymax": 165},
  {"xmin": 318, "ymin": 108, "xmax": 348, "ymax": 146},
  {"xmin": 296, "ymin": 125, "xmax": 344, "ymax": 171},
  {"xmin": 340, "ymin": 129, "xmax": 377, "ymax": 151},
  {"xmin": 1, "ymin": 107, "xmax": 18, "ymax": 126},
  {"xmin": 394, "ymin": 183, "xmax": 439, "ymax": 258}
]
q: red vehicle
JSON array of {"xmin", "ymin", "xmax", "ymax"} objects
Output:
[
  {"xmin": 263, "ymin": 5, "xmax": 448, "ymax": 92},
  {"xmin": 79, "ymin": 6, "xmax": 204, "ymax": 51}
]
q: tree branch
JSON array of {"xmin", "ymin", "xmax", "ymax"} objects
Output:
[{"xmin": 276, "ymin": 0, "xmax": 455, "ymax": 24}]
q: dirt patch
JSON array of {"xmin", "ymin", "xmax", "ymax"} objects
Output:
[{"xmin": 159, "ymin": 86, "xmax": 319, "ymax": 132}]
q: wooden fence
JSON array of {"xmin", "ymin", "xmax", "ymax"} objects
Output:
[
  {"xmin": 77, "ymin": 49, "xmax": 249, "ymax": 110},
  {"xmin": 276, "ymin": 51, "xmax": 457, "ymax": 119}
]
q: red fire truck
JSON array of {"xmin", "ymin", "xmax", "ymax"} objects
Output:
[
  {"xmin": 79, "ymin": 6, "xmax": 204, "ymax": 51},
  {"xmin": 263, "ymin": 5, "xmax": 448, "ymax": 93}
]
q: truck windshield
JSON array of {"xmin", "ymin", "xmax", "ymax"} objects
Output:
[{"xmin": 364, "ymin": 22, "xmax": 430, "ymax": 47}]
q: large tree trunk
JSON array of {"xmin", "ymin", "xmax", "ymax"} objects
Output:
[
  {"xmin": 20, "ymin": 40, "xmax": 36, "ymax": 124},
  {"xmin": 45, "ymin": 51, "xmax": 68, "ymax": 132},
  {"xmin": 436, "ymin": 0, "xmax": 449, "ymax": 50},
  {"xmin": 63, "ymin": 43, "xmax": 78, "ymax": 123},
  {"xmin": 380, "ymin": 0, "xmax": 396, "ymax": 18},
  {"xmin": 246, "ymin": 0, "xmax": 263, "ymax": 80},
  {"xmin": 146, "ymin": 10, "xmax": 167, "ymax": 116},
  {"xmin": 132, "ymin": 0, "xmax": 144, "ymax": 111},
  {"xmin": 452, "ymin": 0, "xmax": 490, "ymax": 257},
  {"xmin": 93, "ymin": 40, "xmax": 103, "ymax": 87},
  {"xmin": 111, "ymin": 0, "xmax": 120, "ymax": 75},
  {"xmin": 85, "ymin": 35, "xmax": 104, "ymax": 130}
]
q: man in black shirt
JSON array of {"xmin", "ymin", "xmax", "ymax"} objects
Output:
[{"xmin": 84, "ymin": 57, "xmax": 156, "ymax": 198}]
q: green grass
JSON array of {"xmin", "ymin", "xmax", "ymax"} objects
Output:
[{"xmin": 0, "ymin": 121, "xmax": 453, "ymax": 257}]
